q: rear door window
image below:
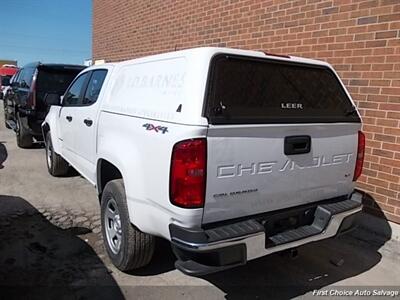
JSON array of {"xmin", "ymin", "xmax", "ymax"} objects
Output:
[
  {"xmin": 63, "ymin": 72, "xmax": 89, "ymax": 106},
  {"xmin": 19, "ymin": 67, "xmax": 35, "ymax": 89},
  {"xmin": 83, "ymin": 70, "xmax": 108, "ymax": 105},
  {"xmin": 205, "ymin": 54, "xmax": 360, "ymax": 124}
]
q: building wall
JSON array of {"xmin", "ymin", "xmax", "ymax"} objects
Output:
[
  {"xmin": 93, "ymin": 0, "xmax": 400, "ymax": 223},
  {"xmin": 0, "ymin": 60, "xmax": 17, "ymax": 67}
]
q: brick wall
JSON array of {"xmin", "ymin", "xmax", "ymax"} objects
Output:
[{"xmin": 93, "ymin": 0, "xmax": 400, "ymax": 223}]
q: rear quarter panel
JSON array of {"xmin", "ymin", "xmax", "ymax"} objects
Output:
[
  {"xmin": 96, "ymin": 111, "xmax": 207, "ymax": 239},
  {"xmin": 43, "ymin": 106, "xmax": 62, "ymax": 153}
]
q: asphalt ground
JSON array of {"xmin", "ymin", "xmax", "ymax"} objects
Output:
[{"xmin": 0, "ymin": 103, "xmax": 399, "ymax": 299}]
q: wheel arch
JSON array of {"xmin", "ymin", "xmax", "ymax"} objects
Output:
[
  {"xmin": 96, "ymin": 158, "xmax": 124, "ymax": 201},
  {"xmin": 42, "ymin": 122, "xmax": 50, "ymax": 144},
  {"xmin": 42, "ymin": 121, "xmax": 61, "ymax": 153},
  {"xmin": 42, "ymin": 107, "xmax": 63, "ymax": 153}
]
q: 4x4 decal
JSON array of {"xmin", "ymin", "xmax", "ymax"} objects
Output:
[{"xmin": 142, "ymin": 123, "xmax": 168, "ymax": 134}]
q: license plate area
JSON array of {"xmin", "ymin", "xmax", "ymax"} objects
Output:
[{"xmin": 258, "ymin": 205, "xmax": 316, "ymax": 239}]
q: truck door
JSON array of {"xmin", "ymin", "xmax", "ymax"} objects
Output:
[
  {"xmin": 9, "ymin": 67, "xmax": 33, "ymax": 121},
  {"xmin": 59, "ymin": 72, "xmax": 90, "ymax": 165},
  {"xmin": 72, "ymin": 69, "xmax": 108, "ymax": 182}
]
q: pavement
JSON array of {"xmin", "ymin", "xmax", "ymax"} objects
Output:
[{"xmin": 0, "ymin": 103, "xmax": 399, "ymax": 299}]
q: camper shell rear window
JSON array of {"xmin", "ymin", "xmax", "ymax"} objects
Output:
[{"xmin": 204, "ymin": 54, "xmax": 361, "ymax": 124}]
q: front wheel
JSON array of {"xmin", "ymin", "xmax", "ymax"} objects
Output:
[
  {"xmin": 4, "ymin": 119, "xmax": 11, "ymax": 129},
  {"xmin": 45, "ymin": 131, "xmax": 69, "ymax": 176},
  {"xmin": 101, "ymin": 179, "xmax": 155, "ymax": 271}
]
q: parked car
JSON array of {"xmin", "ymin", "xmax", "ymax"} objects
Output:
[
  {"xmin": 4, "ymin": 62, "xmax": 85, "ymax": 147},
  {"xmin": 0, "ymin": 75, "xmax": 10, "ymax": 99},
  {"xmin": 1, "ymin": 72, "xmax": 16, "ymax": 102},
  {"xmin": 0, "ymin": 64, "xmax": 18, "ymax": 100},
  {"xmin": 42, "ymin": 47, "xmax": 364, "ymax": 276},
  {"xmin": 2, "ymin": 72, "xmax": 19, "ymax": 129}
]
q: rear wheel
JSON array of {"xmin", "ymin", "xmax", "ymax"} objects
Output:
[
  {"xmin": 16, "ymin": 113, "xmax": 33, "ymax": 148},
  {"xmin": 4, "ymin": 120, "xmax": 11, "ymax": 129},
  {"xmin": 46, "ymin": 131, "xmax": 69, "ymax": 176},
  {"xmin": 101, "ymin": 179, "xmax": 155, "ymax": 271}
]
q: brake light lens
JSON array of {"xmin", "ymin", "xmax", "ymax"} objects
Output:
[
  {"xmin": 263, "ymin": 51, "xmax": 291, "ymax": 58},
  {"xmin": 170, "ymin": 138, "xmax": 207, "ymax": 208},
  {"xmin": 27, "ymin": 70, "xmax": 37, "ymax": 109},
  {"xmin": 353, "ymin": 131, "xmax": 365, "ymax": 181}
]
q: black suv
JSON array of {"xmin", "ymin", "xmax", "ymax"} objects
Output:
[{"xmin": 4, "ymin": 62, "xmax": 85, "ymax": 148}]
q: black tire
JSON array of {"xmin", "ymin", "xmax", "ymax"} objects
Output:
[
  {"xmin": 16, "ymin": 113, "xmax": 33, "ymax": 148},
  {"xmin": 4, "ymin": 120, "xmax": 11, "ymax": 129},
  {"xmin": 45, "ymin": 131, "xmax": 69, "ymax": 176},
  {"xmin": 101, "ymin": 179, "xmax": 155, "ymax": 271}
]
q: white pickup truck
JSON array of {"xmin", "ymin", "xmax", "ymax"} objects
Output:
[{"xmin": 42, "ymin": 47, "xmax": 364, "ymax": 276}]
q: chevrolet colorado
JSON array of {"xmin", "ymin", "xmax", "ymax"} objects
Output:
[{"xmin": 42, "ymin": 47, "xmax": 364, "ymax": 276}]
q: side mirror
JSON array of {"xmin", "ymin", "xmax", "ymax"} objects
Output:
[{"xmin": 44, "ymin": 93, "xmax": 61, "ymax": 106}]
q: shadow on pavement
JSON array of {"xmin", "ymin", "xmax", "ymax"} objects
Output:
[
  {"xmin": 201, "ymin": 192, "xmax": 392, "ymax": 299},
  {"xmin": 0, "ymin": 195, "xmax": 124, "ymax": 300},
  {"xmin": 64, "ymin": 166, "xmax": 81, "ymax": 178},
  {"xmin": 115, "ymin": 193, "xmax": 393, "ymax": 299},
  {"xmin": 30, "ymin": 142, "xmax": 46, "ymax": 149},
  {"xmin": 0, "ymin": 141, "xmax": 7, "ymax": 169},
  {"xmin": 128, "ymin": 238, "xmax": 176, "ymax": 276}
]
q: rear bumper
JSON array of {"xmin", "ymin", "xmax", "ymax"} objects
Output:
[
  {"xmin": 170, "ymin": 191, "xmax": 363, "ymax": 276},
  {"xmin": 18, "ymin": 109, "xmax": 44, "ymax": 137}
]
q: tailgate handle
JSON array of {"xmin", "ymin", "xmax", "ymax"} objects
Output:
[{"xmin": 284, "ymin": 135, "xmax": 311, "ymax": 155}]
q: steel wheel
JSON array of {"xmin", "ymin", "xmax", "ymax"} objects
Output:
[
  {"xmin": 100, "ymin": 179, "xmax": 155, "ymax": 271},
  {"xmin": 104, "ymin": 197, "xmax": 122, "ymax": 254}
]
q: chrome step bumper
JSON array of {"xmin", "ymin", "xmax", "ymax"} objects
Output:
[{"xmin": 171, "ymin": 192, "xmax": 363, "ymax": 276}]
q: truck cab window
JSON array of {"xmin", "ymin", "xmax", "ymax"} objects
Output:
[
  {"xmin": 83, "ymin": 70, "xmax": 107, "ymax": 105},
  {"xmin": 63, "ymin": 73, "xmax": 89, "ymax": 106}
]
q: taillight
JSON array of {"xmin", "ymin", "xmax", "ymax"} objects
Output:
[
  {"xmin": 353, "ymin": 131, "xmax": 365, "ymax": 181},
  {"xmin": 170, "ymin": 138, "xmax": 207, "ymax": 208},
  {"xmin": 27, "ymin": 70, "xmax": 37, "ymax": 109}
]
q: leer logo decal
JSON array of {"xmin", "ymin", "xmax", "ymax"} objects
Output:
[
  {"xmin": 142, "ymin": 123, "xmax": 168, "ymax": 134},
  {"xmin": 281, "ymin": 102, "xmax": 304, "ymax": 109}
]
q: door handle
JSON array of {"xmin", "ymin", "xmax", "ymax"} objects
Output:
[
  {"xmin": 84, "ymin": 118, "xmax": 93, "ymax": 127},
  {"xmin": 284, "ymin": 135, "xmax": 311, "ymax": 155},
  {"xmin": 66, "ymin": 116, "xmax": 72, "ymax": 122}
]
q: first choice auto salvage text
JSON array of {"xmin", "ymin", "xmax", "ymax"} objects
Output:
[{"xmin": 312, "ymin": 289, "xmax": 399, "ymax": 297}]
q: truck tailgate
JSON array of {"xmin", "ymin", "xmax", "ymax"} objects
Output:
[{"xmin": 202, "ymin": 123, "xmax": 360, "ymax": 224}]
